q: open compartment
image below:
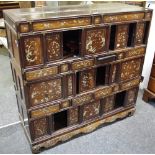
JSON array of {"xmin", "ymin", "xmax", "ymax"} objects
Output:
[
  {"xmin": 114, "ymin": 91, "xmax": 126, "ymax": 109},
  {"xmin": 127, "ymin": 23, "xmax": 136, "ymax": 47},
  {"xmin": 109, "ymin": 25, "xmax": 116, "ymax": 50},
  {"xmin": 53, "ymin": 110, "xmax": 68, "ymax": 131},
  {"xmin": 96, "ymin": 65, "xmax": 110, "ymax": 87},
  {"xmin": 63, "ymin": 29, "xmax": 82, "ymax": 58}
]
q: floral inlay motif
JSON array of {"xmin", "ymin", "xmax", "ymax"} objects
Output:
[
  {"xmin": 83, "ymin": 101, "xmax": 100, "ymax": 121},
  {"xmin": 29, "ymin": 78, "xmax": 62, "ymax": 106},
  {"xmin": 116, "ymin": 25, "xmax": 128, "ymax": 49},
  {"xmin": 33, "ymin": 118, "xmax": 47, "ymax": 138},
  {"xmin": 103, "ymin": 13, "xmax": 144, "ymax": 23},
  {"xmin": 86, "ymin": 29, "xmax": 106, "ymax": 54},
  {"xmin": 121, "ymin": 59, "xmax": 141, "ymax": 81},
  {"xmin": 24, "ymin": 37, "xmax": 43, "ymax": 66},
  {"xmin": 46, "ymin": 34, "xmax": 61, "ymax": 61},
  {"xmin": 80, "ymin": 69, "xmax": 95, "ymax": 92},
  {"xmin": 135, "ymin": 23, "xmax": 145, "ymax": 45}
]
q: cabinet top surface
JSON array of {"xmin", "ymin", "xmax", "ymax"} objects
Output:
[{"xmin": 4, "ymin": 3, "xmax": 149, "ymax": 22}]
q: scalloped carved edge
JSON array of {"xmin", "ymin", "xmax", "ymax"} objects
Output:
[{"xmin": 32, "ymin": 108, "xmax": 135, "ymax": 153}]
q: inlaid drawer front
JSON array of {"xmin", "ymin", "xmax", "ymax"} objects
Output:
[
  {"xmin": 25, "ymin": 66, "xmax": 58, "ymax": 81},
  {"xmin": 72, "ymin": 59, "xmax": 94, "ymax": 71},
  {"xmin": 135, "ymin": 22, "xmax": 145, "ymax": 45},
  {"xmin": 95, "ymin": 87, "xmax": 113, "ymax": 100},
  {"xmin": 68, "ymin": 107, "xmax": 79, "ymax": 125},
  {"xmin": 84, "ymin": 27, "xmax": 107, "ymax": 55},
  {"xmin": 32, "ymin": 17, "xmax": 91, "ymax": 31},
  {"xmin": 120, "ymin": 58, "xmax": 142, "ymax": 81},
  {"xmin": 125, "ymin": 47, "xmax": 145, "ymax": 58},
  {"xmin": 103, "ymin": 13, "xmax": 144, "ymax": 23},
  {"xmin": 83, "ymin": 101, "xmax": 100, "ymax": 121},
  {"xmin": 72, "ymin": 93, "xmax": 93, "ymax": 106},
  {"xmin": 46, "ymin": 33, "xmax": 62, "ymax": 61},
  {"xmin": 116, "ymin": 25, "xmax": 128, "ymax": 49},
  {"xmin": 23, "ymin": 36, "xmax": 43, "ymax": 67},
  {"xmin": 31, "ymin": 104, "xmax": 59, "ymax": 118},
  {"xmin": 125, "ymin": 88, "xmax": 138, "ymax": 106},
  {"xmin": 79, "ymin": 69, "xmax": 95, "ymax": 93},
  {"xmin": 121, "ymin": 78, "xmax": 140, "ymax": 90},
  {"xmin": 29, "ymin": 78, "xmax": 62, "ymax": 106},
  {"xmin": 33, "ymin": 117, "xmax": 48, "ymax": 139},
  {"xmin": 103, "ymin": 95, "xmax": 114, "ymax": 113}
]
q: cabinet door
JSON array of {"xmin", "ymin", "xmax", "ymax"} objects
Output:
[
  {"xmin": 83, "ymin": 26, "xmax": 108, "ymax": 55},
  {"xmin": 29, "ymin": 77, "xmax": 62, "ymax": 106},
  {"xmin": 135, "ymin": 22, "xmax": 145, "ymax": 45},
  {"xmin": 79, "ymin": 69, "xmax": 95, "ymax": 93},
  {"xmin": 22, "ymin": 35, "xmax": 43, "ymax": 67},
  {"xmin": 115, "ymin": 24, "xmax": 128, "ymax": 49},
  {"xmin": 83, "ymin": 101, "xmax": 100, "ymax": 121},
  {"xmin": 120, "ymin": 58, "xmax": 142, "ymax": 82},
  {"xmin": 45, "ymin": 32, "xmax": 62, "ymax": 62}
]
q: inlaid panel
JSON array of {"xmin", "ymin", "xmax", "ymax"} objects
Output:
[
  {"xmin": 68, "ymin": 107, "xmax": 79, "ymax": 125},
  {"xmin": 25, "ymin": 66, "xmax": 58, "ymax": 81},
  {"xmin": 46, "ymin": 33, "xmax": 62, "ymax": 61},
  {"xmin": 67, "ymin": 74, "xmax": 73, "ymax": 96},
  {"xmin": 135, "ymin": 22, "xmax": 145, "ymax": 45},
  {"xmin": 72, "ymin": 93, "xmax": 93, "ymax": 106},
  {"xmin": 31, "ymin": 104, "xmax": 60, "ymax": 118},
  {"xmin": 72, "ymin": 59, "xmax": 94, "ymax": 71},
  {"xmin": 33, "ymin": 17, "xmax": 91, "ymax": 31},
  {"xmin": 125, "ymin": 88, "xmax": 138, "ymax": 106},
  {"xmin": 29, "ymin": 78, "xmax": 62, "ymax": 106},
  {"xmin": 95, "ymin": 87, "xmax": 113, "ymax": 100},
  {"xmin": 83, "ymin": 101, "xmax": 100, "ymax": 121},
  {"xmin": 103, "ymin": 13, "xmax": 144, "ymax": 23},
  {"xmin": 33, "ymin": 117, "xmax": 48, "ymax": 139},
  {"xmin": 79, "ymin": 69, "xmax": 95, "ymax": 93},
  {"xmin": 84, "ymin": 27, "xmax": 107, "ymax": 55},
  {"xmin": 102, "ymin": 95, "xmax": 114, "ymax": 113},
  {"xmin": 116, "ymin": 25, "xmax": 128, "ymax": 49},
  {"xmin": 120, "ymin": 58, "xmax": 142, "ymax": 81},
  {"xmin": 125, "ymin": 47, "xmax": 145, "ymax": 58},
  {"xmin": 23, "ymin": 36, "xmax": 43, "ymax": 67},
  {"xmin": 20, "ymin": 23, "xmax": 29, "ymax": 33}
]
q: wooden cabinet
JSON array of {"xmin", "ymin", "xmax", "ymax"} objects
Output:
[{"xmin": 4, "ymin": 3, "xmax": 152, "ymax": 153}]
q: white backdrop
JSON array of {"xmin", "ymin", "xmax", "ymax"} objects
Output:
[{"xmin": 140, "ymin": 2, "xmax": 155, "ymax": 89}]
